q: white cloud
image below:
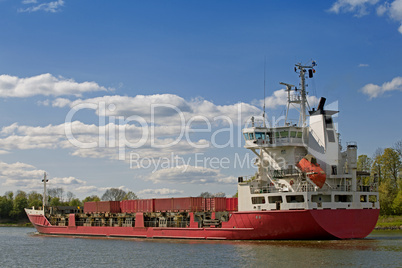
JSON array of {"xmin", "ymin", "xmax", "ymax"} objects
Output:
[
  {"xmin": 0, "ymin": 121, "xmax": 208, "ymax": 160},
  {"xmin": 358, "ymin": 63, "xmax": 370, "ymax": 67},
  {"xmin": 253, "ymin": 89, "xmax": 319, "ymax": 110},
  {"xmin": 51, "ymin": 176, "xmax": 86, "ymax": 185},
  {"xmin": 361, "ymin": 76, "xmax": 402, "ymax": 98},
  {"xmin": 61, "ymin": 94, "xmax": 260, "ymax": 127},
  {"xmin": 377, "ymin": 2, "xmax": 389, "ymax": 15},
  {"xmin": 0, "ymin": 160, "xmax": 116, "ymax": 197},
  {"xmin": 137, "ymin": 188, "xmax": 184, "ymax": 197},
  {"xmin": 19, "ymin": 0, "xmax": 64, "ymax": 13},
  {"xmin": 146, "ymin": 165, "xmax": 236, "ymax": 185},
  {"xmin": 389, "ymin": 0, "xmax": 402, "ymax": 20},
  {"xmin": 0, "ymin": 90, "xmax": 319, "ymax": 162},
  {"xmin": 328, "ymin": 0, "xmax": 379, "ymax": 17},
  {"xmin": 329, "ymin": 0, "xmax": 402, "ymax": 34},
  {"xmin": 52, "ymin": 98, "xmax": 71, "ymax": 107},
  {"xmin": 0, "ymin": 73, "xmax": 108, "ymax": 98},
  {"xmin": 22, "ymin": 0, "xmax": 38, "ymax": 4}
]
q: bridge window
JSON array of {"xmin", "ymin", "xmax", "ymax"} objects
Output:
[
  {"xmin": 255, "ymin": 132, "xmax": 264, "ymax": 139},
  {"xmin": 249, "ymin": 133, "xmax": 254, "ymax": 140},
  {"xmin": 286, "ymin": 195, "xmax": 305, "ymax": 203},
  {"xmin": 297, "ymin": 132, "xmax": 303, "ymax": 138},
  {"xmin": 268, "ymin": 196, "xmax": 283, "ymax": 203},
  {"xmin": 251, "ymin": 196, "xmax": 265, "ymax": 204},
  {"xmin": 290, "ymin": 131, "xmax": 297, "ymax": 138},
  {"xmin": 312, "ymin": 195, "xmax": 332, "ymax": 202},
  {"xmin": 334, "ymin": 195, "xmax": 353, "ymax": 202},
  {"xmin": 243, "ymin": 133, "xmax": 249, "ymax": 140}
]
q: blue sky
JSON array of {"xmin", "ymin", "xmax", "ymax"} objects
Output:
[{"xmin": 0, "ymin": 0, "xmax": 401, "ymax": 199}]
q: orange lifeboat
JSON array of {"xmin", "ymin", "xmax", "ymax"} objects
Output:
[{"xmin": 297, "ymin": 154, "xmax": 326, "ymax": 188}]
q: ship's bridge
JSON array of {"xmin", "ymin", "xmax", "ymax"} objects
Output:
[{"xmin": 243, "ymin": 125, "xmax": 306, "ymax": 149}]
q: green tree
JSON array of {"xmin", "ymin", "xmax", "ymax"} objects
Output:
[
  {"xmin": 101, "ymin": 188, "xmax": 127, "ymax": 201},
  {"xmin": 27, "ymin": 191, "xmax": 43, "ymax": 209},
  {"xmin": 69, "ymin": 198, "xmax": 82, "ymax": 207},
  {"xmin": 48, "ymin": 187, "xmax": 64, "ymax": 202},
  {"xmin": 10, "ymin": 191, "xmax": 28, "ymax": 220},
  {"xmin": 82, "ymin": 195, "xmax": 100, "ymax": 203},
  {"xmin": 123, "ymin": 191, "xmax": 138, "ymax": 200},
  {"xmin": 392, "ymin": 179, "xmax": 402, "ymax": 214},
  {"xmin": 371, "ymin": 150, "xmax": 384, "ymax": 184},
  {"xmin": 0, "ymin": 194, "xmax": 13, "ymax": 219},
  {"xmin": 357, "ymin": 155, "xmax": 372, "ymax": 172},
  {"xmin": 213, "ymin": 192, "xmax": 226, "ymax": 197},
  {"xmin": 394, "ymin": 140, "xmax": 402, "ymax": 158},
  {"xmin": 372, "ymin": 147, "xmax": 402, "ymax": 215},
  {"xmin": 49, "ymin": 197, "xmax": 62, "ymax": 207},
  {"xmin": 378, "ymin": 179, "xmax": 397, "ymax": 215},
  {"xmin": 357, "ymin": 155, "xmax": 372, "ymax": 185},
  {"xmin": 66, "ymin": 191, "xmax": 75, "ymax": 203},
  {"xmin": 199, "ymin": 192, "xmax": 213, "ymax": 198},
  {"xmin": 381, "ymin": 148, "xmax": 401, "ymax": 186}
]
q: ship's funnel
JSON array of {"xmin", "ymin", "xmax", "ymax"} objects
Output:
[{"xmin": 317, "ymin": 97, "xmax": 326, "ymax": 111}]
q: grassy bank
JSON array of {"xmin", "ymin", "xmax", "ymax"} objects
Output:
[
  {"xmin": 0, "ymin": 223, "xmax": 32, "ymax": 227},
  {"xmin": 375, "ymin": 215, "xmax": 402, "ymax": 230},
  {"xmin": 0, "ymin": 219, "xmax": 32, "ymax": 227}
]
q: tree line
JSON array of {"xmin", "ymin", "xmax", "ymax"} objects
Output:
[
  {"xmin": 0, "ymin": 188, "xmax": 138, "ymax": 222},
  {"xmin": 0, "ymin": 187, "xmax": 227, "ymax": 223},
  {"xmin": 358, "ymin": 140, "xmax": 402, "ymax": 215}
]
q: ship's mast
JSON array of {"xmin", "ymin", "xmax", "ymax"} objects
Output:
[
  {"xmin": 281, "ymin": 62, "xmax": 316, "ymax": 127},
  {"xmin": 298, "ymin": 64, "xmax": 307, "ymax": 127},
  {"xmin": 42, "ymin": 172, "xmax": 48, "ymax": 210}
]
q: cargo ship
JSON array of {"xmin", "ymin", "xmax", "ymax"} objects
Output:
[{"xmin": 25, "ymin": 62, "xmax": 380, "ymax": 240}]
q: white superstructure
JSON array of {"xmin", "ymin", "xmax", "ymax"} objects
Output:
[{"xmin": 238, "ymin": 62, "xmax": 379, "ymax": 212}]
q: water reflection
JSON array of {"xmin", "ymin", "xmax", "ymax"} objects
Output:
[
  {"xmin": 31, "ymin": 229, "xmax": 402, "ymax": 252},
  {"xmin": 20, "ymin": 228, "xmax": 402, "ymax": 267}
]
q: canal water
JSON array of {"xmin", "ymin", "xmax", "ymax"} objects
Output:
[{"xmin": 0, "ymin": 227, "xmax": 401, "ymax": 267}]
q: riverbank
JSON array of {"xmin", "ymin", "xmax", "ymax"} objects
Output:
[
  {"xmin": 0, "ymin": 219, "xmax": 31, "ymax": 227},
  {"xmin": 374, "ymin": 215, "xmax": 402, "ymax": 230},
  {"xmin": 0, "ymin": 223, "xmax": 32, "ymax": 227}
]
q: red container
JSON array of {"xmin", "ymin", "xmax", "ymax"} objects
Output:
[
  {"xmin": 190, "ymin": 197, "xmax": 204, "ymax": 212},
  {"xmin": 173, "ymin": 197, "xmax": 204, "ymax": 212},
  {"xmin": 97, "ymin": 201, "xmax": 121, "ymax": 213},
  {"xmin": 214, "ymin": 197, "xmax": 227, "ymax": 212},
  {"xmin": 120, "ymin": 200, "xmax": 128, "ymax": 213},
  {"xmin": 84, "ymin": 201, "xmax": 97, "ymax": 213},
  {"xmin": 204, "ymin": 197, "xmax": 227, "ymax": 212},
  {"xmin": 154, "ymin": 198, "xmax": 173, "ymax": 212},
  {"xmin": 130, "ymin": 200, "xmax": 137, "ymax": 212},
  {"xmin": 226, "ymin": 197, "xmax": 238, "ymax": 211},
  {"xmin": 120, "ymin": 200, "xmax": 138, "ymax": 213},
  {"xmin": 137, "ymin": 199, "xmax": 154, "ymax": 212},
  {"xmin": 84, "ymin": 201, "xmax": 120, "ymax": 213}
]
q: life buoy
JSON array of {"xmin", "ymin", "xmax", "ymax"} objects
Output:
[{"xmin": 289, "ymin": 180, "xmax": 294, "ymax": 186}]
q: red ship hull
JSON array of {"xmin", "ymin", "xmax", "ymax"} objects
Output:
[{"xmin": 27, "ymin": 209, "xmax": 379, "ymax": 240}]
